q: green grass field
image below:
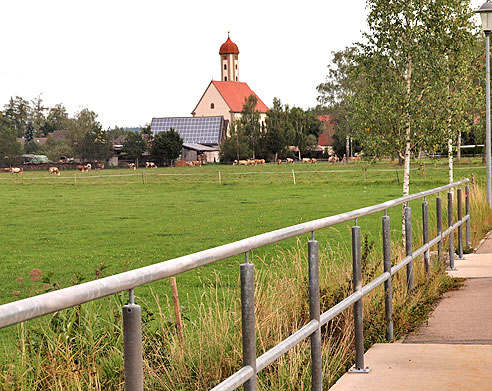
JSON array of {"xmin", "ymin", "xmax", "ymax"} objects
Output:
[
  {"xmin": 0, "ymin": 159, "xmax": 489, "ymax": 387},
  {"xmin": 0, "ymin": 159, "xmax": 485, "ymax": 310}
]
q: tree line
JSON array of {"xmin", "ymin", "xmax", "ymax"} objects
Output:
[{"xmin": 220, "ymin": 95, "xmax": 323, "ymax": 162}]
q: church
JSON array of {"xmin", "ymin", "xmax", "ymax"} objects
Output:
[{"xmin": 151, "ymin": 34, "xmax": 269, "ymax": 162}]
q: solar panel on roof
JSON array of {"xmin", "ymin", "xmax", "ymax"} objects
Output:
[{"xmin": 151, "ymin": 117, "xmax": 224, "ymax": 145}]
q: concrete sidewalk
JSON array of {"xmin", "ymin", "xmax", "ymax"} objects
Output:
[{"xmin": 330, "ymin": 251, "xmax": 492, "ymax": 391}]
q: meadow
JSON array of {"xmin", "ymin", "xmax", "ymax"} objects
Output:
[{"xmin": 0, "ymin": 159, "xmax": 490, "ymax": 389}]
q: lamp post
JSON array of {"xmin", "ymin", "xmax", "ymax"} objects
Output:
[{"xmin": 477, "ymin": 1, "xmax": 492, "ymax": 207}]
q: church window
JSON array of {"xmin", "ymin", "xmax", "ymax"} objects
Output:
[
  {"xmin": 210, "ymin": 103, "xmax": 215, "ymax": 109},
  {"xmin": 235, "ymin": 76, "xmax": 238, "ymax": 81},
  {"xmin": 224, "ymin": 76, "xmax": 227, "ymax": 81},
  {"xmin": 224, "ymin": 64, "xmax": 227, "ymax": 70}
]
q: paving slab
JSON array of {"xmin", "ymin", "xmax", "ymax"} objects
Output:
[
  {"xmin": 329, "ymin": 343, "xmax": 492, "ymax": 391},
  {"xmin": 448, "ymin": 253, "xmax": 492, "ymax": 278},
  {"xmin": 404, "ymin": 277, "xmax": 492, "ymax": 344}
]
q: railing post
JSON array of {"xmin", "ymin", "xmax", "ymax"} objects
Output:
[
  {"xmin": 422, "ymin": 200, "xmax": 430, "ymax": 278},
  {"xmin": 405, "ymin": 206, "xmax": 414, "ymax": 293},
  {"xmin": 308, "ymin": 238, "xmax": 322, "ymax": 390},
  {"xmin": 465, "ymin": 184, "xmax": 471, "ymax": 249},
  {"xmin": 457, "ymin": 188, "xmax": 464, "ymax": 259},
  {"xmin": 382, "ymin": 214, "xmax": 394, "ymax": 341},
  {"xmin": 123, "ymin": 289, "xmax": 143, "ymax": 391},
  {"xmin": 448, "ymin": 192, "xmax": 455, "ymax": 270},
  {"xmin": 436, "ymin": 195, "xmax": 442, "ymax": 261},
  {"xmin": 349, "ymin": 223, "xmax": 370, "ymax": 373},
  {"xmin": 241, "ymin": 252, "xmax": 257, "ymax": 391}
]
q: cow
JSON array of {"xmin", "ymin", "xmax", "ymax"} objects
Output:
[
  {"xmin": 302, "ymin": 158, "xmax": 311, "ymax": 163},
  {"xmin": 191, "ymin": 161, "xmax": 202, "ymax": 167},
  {"xmin": 10, "ymin": 167, "xmax": 23, "ymax": 175},
  {"xmin": 146, "ymin": 162, "xmax": 157, "ymax": 168},
  {"xmin": 311, "ymin": 158, "xmax": 317, "ymax": 164},
  {"xmin": 286, "ymin": 158, "xmax": 294, "ymax": 164},
  {"xmin": 48, "ymin": 167, "xmax": 60, "ymax": 176},
  {"xmin": 257, "ymin": 159, "xmax": 266, "ymax": 165},
  {"xmin": 77, "ymin": 164, "xmax": 91, "ymax": 172},
  {"xmin": 127, "ymin": 162, "xmax": 136, "ymax": 170},
  {"xmin": 247, "ymin": 159, "xmax": 257, "ymax": 166},
  {"xmin": 328, "ymin": 156, "xmax": 339, "ymax": 163},
  {"xmin": 277, "ymin": 159, "xmax": 282, "ymax": 164},
  {"xmin": 97, "ymin": 163, "xmax": 105, "ymax": 169}
]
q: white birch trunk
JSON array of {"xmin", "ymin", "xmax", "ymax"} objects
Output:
[
  {"xmin": 402, "ymin": 55, "xmax": 412, "ymax": 243},
  {"xmin": 448, "ymin": 138, "xmax": 453, "ymax": 185},
  {"xmin": 457, "ymin": 131, "xmax": 461, "ymax": 162}
]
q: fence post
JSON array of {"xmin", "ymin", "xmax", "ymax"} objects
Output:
[
  {"xmin": 448, "ymin": 192, "xmax": 455, "ymax": 270},
  {"xmin": 123, "ymin": 289, "xmax": 143, "ymax": 391},
  {"xmin": 422, "ymin": 200, "xmax": 430, "ymax": 278},
  {"xmin": 349, "ymin": 223, "xmax": 370, "ymax": 373},
  {"xmin": 436, "ymin": 195, "xmax": 442, "ymax": 261},
  {"xmin": 465, "ymin": 184, "xmax": 471, "ymax": 249},
  {"xmin": 241, "ymin": 252, "xmax": 257, "ymax": 391},
  {"xmin": 382, "ymin": 214, "xmax": 394, "ymax": 341},
  {"xmin": 308, "ymin": 238, "xmax": 322, "ymax": 390},
  {"xmin": 457, "ymin": 188, "xmax": 464, "ymax": 259},
  {"xmin": 405, "ymin": 207, "xmax": 414, "ymax": 293}
]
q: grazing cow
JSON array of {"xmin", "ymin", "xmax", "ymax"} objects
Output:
[
  {"xmin": 191, "ymin": 160, "xmax": 202, "ymax": 167},
  {"xmin": 48, "ymin": 167, "xmax": 60, "ymax": 176},
  {"xmin": 328, "ymin": 156, "xmax": 339, "ymax": 163},
  {"xmin": 233, "ymin": 160, "xmax": 238, "ymax": 165},
  {"xmin": 277, "ymin": 159, "xmax": 282, "ymax": 164},
  {"xmin": 146, "ymin": 162, "xmax": 157, "ymax": 168},
  {"xmin": 258, "ymin": 159, "xmax": 265, "ymax": 165},
  {"xmin": 286, "ymin": 158, "xmax": 294, "ymax": 164},
  {"xmin": 302, "ymin": 158, "xmax": 311, "ymax": 163},
  {"xmin": 311, "ymin": 158, "xmax": 317, "ymax": 164},
  {"xmin": 10, "ymin": 167, "xmax": 23, "ymax": 175},
  {"xmin": 77, "ymin": 164, "xmax": 91, "ymax": 172},
  {"xmin": 127, "ymin": 162, "xmax": 136, "ymax": 170},
  {"xmin": 97, "ymin": 163, "xmax": 105, "ymax": 169},
  {"xmin": 247, "ymin": 159, "xmax": 257, "ymax": 166}
]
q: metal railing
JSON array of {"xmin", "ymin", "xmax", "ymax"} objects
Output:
[{"xmin": 0, "ymin": 179, "xmax": 471, "ymax": 390}]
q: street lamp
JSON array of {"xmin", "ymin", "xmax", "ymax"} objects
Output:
[{"xmin": 477, "ymin": 1, "xmax": 492, "ymax": 207}]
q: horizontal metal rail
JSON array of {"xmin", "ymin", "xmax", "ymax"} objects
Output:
[{"xmin": 0, "ymin": 179, "xmax": 468, "ymax": 329}]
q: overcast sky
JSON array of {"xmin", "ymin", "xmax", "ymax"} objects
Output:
[{"xmin": 0, "ymin": 0, "xmax": 486, "ymax": 129}]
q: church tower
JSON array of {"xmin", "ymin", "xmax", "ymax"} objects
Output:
[{"xmin": 219, "ymin": 33, "xmax": 239, "ymax": 82}]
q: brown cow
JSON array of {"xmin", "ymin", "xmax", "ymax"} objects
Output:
[
  {"xmin": 77, "ymin": 164, "xmax": 91, "ymax": 172},
  {"xmin": 146, "ymin": 162, "xmax": 157, "ymax": 168},
  {"xmin": 10, "ymin": 167, "xmax": 23, "ymax": 175},
  {"xmin": 286, "ymin": 158, "xmax": 294, "ymax": 164},
  {"xmin": 127, "ymin": 162, "xmax": 136, "ymax": 170},
  {"xmin": 191, "ymin": 161, "xmax": 202, "ymax": 167},
  {"xmin": 277, "ymin": 159, "xmax": 282, "ymax": 164},
  {"xmin": 48, "ymin": 167, "xmax": 60, "ymax": 176}
]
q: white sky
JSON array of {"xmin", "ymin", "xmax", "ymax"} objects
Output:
[{"xmin": 0, "ymin": 0, "xmax": 486, "ymax": 129}]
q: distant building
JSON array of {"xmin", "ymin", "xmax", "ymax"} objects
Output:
[
  {"xmin": 192, "ymin": 35, "xmax": 269, "ymax": 133},
  {"xmin": 317, "ymin": 115, "xmax": 336, "ymax": 155},
  {"xmin": 150, "ymin": 34, "xmax": 269, "ymax": 162},
  {"xmin": 151, "ymin": 116, "xmax": 227, "ymax": 162}
]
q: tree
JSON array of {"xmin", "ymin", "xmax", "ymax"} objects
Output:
[
  {"xmin": 39, "ymin": 137, "xmax": 72, "ymax": 163},
  {"xmin": 3, "ymin": 96, "xmax": 30, "ymax": 137},
  {"xmin": 79, "ymin": 129, "xmax": 113, "ymax": 162},
  {"xmin": 317, "ymin": 47, "xmax": 358, "ymax": 159},
  {"xmin": 30, "ymin": 94, "xmax": 47, "ymax": 136},
  {"xmin": 0, "ymin": 114, "xmax": 22, "ymax": 166},
  {"xmin": 264, "ymin": 98, "xmax": 289, "ymax": 160},
  {"xmin": 151, "ymin": 129, "xmax": 183, "ymax": 166},
  {"xmin": 240, "ymin": 94, "xmax": 262, "ymax": 158},
  {"xmin": 67, "ymin": 108, "xmax": 103, "ymax": 160},
  {"xmin": 41, "ymin": 104, "xmax": 69, "ymax": 135},
  {"xmin": 25, "ymin": 122, "xmax": 35, "ymax": 142},
  {"xmin": 289, "ymin": 107, "xmax": 322, "ymax": 158},
  {"xmin": 123, "ymin": 132, "xmax": 147, "ymax": 166},
  {"xmin": 219, "ymin": 120, "xmax": 251, "ymax": 162},
  {"xmin": 350, "ymin": 0, "xmax": 479, "ymax": 238}
]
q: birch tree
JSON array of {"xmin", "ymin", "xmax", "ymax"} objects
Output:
[{"xmin": 351, "ymin": 0, "xmax": 465, "ymax": 238}]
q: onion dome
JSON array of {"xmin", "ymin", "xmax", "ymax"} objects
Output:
[{"xmin": 219, "ymin": 33, "xmax": 239, "ymax": 55}]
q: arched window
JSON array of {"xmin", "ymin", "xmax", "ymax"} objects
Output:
[
  {"xmin": 210, "ymin": 103, "xmax": 215, "ymax": 109},
  {"xmin": 235, "ymin": 76, "xmax": 238, "ymax": 81},
  {"xmin": 224, "ymin": 76, "xmax": 228, "ymax": 81},
  {"xmin": 224, "ymin": 64, "xmax": 227, "ymax": 70}
]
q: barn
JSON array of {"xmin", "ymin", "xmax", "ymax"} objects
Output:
[{"xmin": 151, "ymin": 116, "xmax": 226, "ymax": 162}]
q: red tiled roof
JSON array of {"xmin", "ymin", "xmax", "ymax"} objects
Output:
[
  {"xmin": 219, "ymin": 36, "xmax": 239, "ymax": 55},
  {"xmin": 212, "ymin": 81, "xmax": 269, "ymax": 113}
]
